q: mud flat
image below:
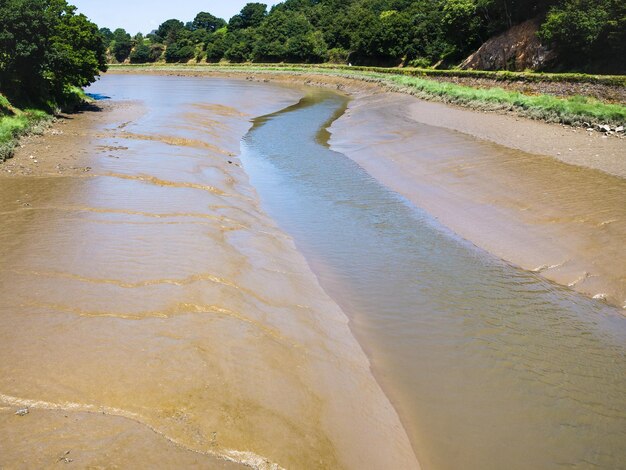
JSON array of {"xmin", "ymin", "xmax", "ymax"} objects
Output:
[
  {"xmin": 0, "ymin": 76, "xmax": 418, "ymax": 469},
  {"xmin": 329, "ymin": 92, "xmax": 626, "ymax": 309},
  {"xmin": 110, "ymin": 67, "xmax": 626, "ymax": 308}
]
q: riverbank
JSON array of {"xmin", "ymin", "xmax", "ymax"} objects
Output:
[
  {"xmin": 108, "ymin": 64, "xmax": 626, "ymax": 129},
  {"xmin": 107, "ymin": 67, "xmax": 625, "ymax": 309},
  {"xmin": 0, "ymin": 88, "xmax": 96, "ymax": 165},
  {"xmin": 0, "ymin": 76, "xmax": 419, "ymax": 468},
  {"xmin": 0, "ymin": 95, "xmax": 51, "ymax": 163}
]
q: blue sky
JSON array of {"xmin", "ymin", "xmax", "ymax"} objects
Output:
[{"xmin": 71, "ymin": 0, "xmax": 282, "ymax": 34}]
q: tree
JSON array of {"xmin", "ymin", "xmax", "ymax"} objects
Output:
[
  {"xmin": 165, "ymin": 42, "xmax": 195, "ymax": 62},
  {"xmin": 539, "ymin": 0, "xmax": 625, "ymax": 71},
  {"xmin": 224, "ymin": 29, "xmax": 257, "ymax": 62},
  {"xmin": 229, "ymin": 3, "xmax": 268, "ymax": 30},
  {"xmin": 254, "ymin": 10, "xmax": 310, "ymax": 61},
  {"xmin": 130, "ymin": 43, "xmax": 151, "ymax": 63},
  {"xmin": 111, "ymin": 28, "xmax": 132, "ymax": 62},
  {"xmin": 442, "ymin": 0, "xmax": 484, "ymax": 60},
  {"xmin": 0, "ymin": 0, "xmax": 107, "ymax": 106},
  {"xmin": 155, "ymin": 19, "xmax": 185, "ymax": 44},
  {"xmin": 99, "ymin": 27, "xmax": 114, "ymax": 46},
  {"xmin": 205, "ymin": 28, "xmax": 228, "ymax": 62},
  {"xmin": 286, "ymin": 30, "xmax": 328, "ymax": 62},
  {"xmin": 191, "ymin": 12, "xmax": 226, "ymax": 32}
]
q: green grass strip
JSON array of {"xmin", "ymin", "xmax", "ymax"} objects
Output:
[
  {"xmin": 110, "ymin": 63, "xmax": 626, "ymax": 87},
  {"xmin": 0, "ymin": 95, "xmax": 50, "ymax": 162}
]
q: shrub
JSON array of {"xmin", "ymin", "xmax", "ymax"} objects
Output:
[
  {"xmin": 165, "ymin": 43, "xmax": 195, "ymax": 63},
  {"xmin": 130, "ymin": 44, "xmax": 151, "ymax": 63}
]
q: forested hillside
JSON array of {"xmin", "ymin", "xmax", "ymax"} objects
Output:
[{"xmin": 103, "ymin": 0, "xmax": 625, "ymax": 73}]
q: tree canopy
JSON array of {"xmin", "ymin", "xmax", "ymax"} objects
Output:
[
  {"xmin": 1, "ymin": 0, "xmax": 623, "ymax": 92},
  {"xmin": 0, "ymin": 0, "xmax": 107, "ymax": 106},
  {"xmin": 103, "ymin": 0, "xmax": 625, "ymax": 72}
]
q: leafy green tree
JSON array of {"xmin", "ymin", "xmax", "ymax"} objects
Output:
[
  {"xmin": 130, "ymin": 43, "xmax": 151, "ymax": 63},
  {"xmin": 442, "ymin": 0, "xmax": 484, "ymax": 60},
  {"xmin": 205, "ymin": 28, "xmax": 228, "ymax": 62},
  {"xmin": 253, "ymin": 10, "xmax": 314, "ymax": 61},
  {"xmin": 0, "ymin": 0, "xmax": 107, "ymax": 106},
  {"xmin": 99, "ymin": 27, "xmax": 114, "ymax": 46},
  {"xmin": 191, "ymin": 12, "xmax": 227, "ymax": 32},
  {"xmin": 229, "ymin": 3, "xmax": 268, "ymax": 30},
  {"xmin": 224, "ymin": 29, "xmax": 257, "ymax": 62},
  {"xmin": 111, "ymin": 28, "xmax": 132, "ymax": 62},
  {"xmin": 286, "ymin": 30, "xmax": 328, "ymax": 62},
  {"xmin": 155, "ymin": 19, "xmax": 185, "ymax": 44},
  {"xmin": 47, "ymin": 4, "xmax": 108, "ymax": 93},
  {"xmin": 539, "ymin": 0, "xmax": 625, "ymax": 71},
  {"xmin": 165, "ymin": 41, "xmax": 195, "ymax": 62}
]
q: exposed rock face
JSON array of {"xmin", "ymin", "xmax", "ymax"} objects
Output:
[{"xmin": 461, "ymin": 17, "xmax": 555, "ymax": 71}]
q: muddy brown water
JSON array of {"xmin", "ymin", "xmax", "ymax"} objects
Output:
[
  {"xmin": 0, "ymin": 75, "xmax": 624, "ymax": 469},
  {"xmin": 240, "ymin": 90, "xmax": 626, "ymax": 469}
]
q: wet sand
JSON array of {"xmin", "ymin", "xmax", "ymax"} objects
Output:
[
  {"xmin": 0, "ymin": 76, "xmax": 418, "ymax": 469},
  {"xmin": 329, "ymin": 93, "xmax": 626, "ymax": 309},
  {"xmin": 2, "ymin": 70, "xmax": 624, "ymax": 468},
  {"xmin": 108, "ymin": 69, "xmax": 626, "ymax": 308}
]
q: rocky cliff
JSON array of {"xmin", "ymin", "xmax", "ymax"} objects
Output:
[{"xmin": 461, "ymin": 17, "xmax": 555, "ymax": 71}]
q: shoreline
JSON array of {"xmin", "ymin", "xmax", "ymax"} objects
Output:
[
  {"xmin": 107, "ymin": 64, "xmax": 626, "ymax": 128},
  {"xmin": 107, "ymin": 67, "xmax": 626, "ymax": 177},
  {"xmin": 107, "ymin": 68, "xmax": 626, "ymax": 309}
]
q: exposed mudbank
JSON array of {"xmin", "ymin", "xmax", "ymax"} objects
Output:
[
  {"xmin": 0, "ymin": 75, "xmax": 418, "ymax": 469},
  {"xmin": 329, "ymin": 92, "xmax": 626, "ymax": 309},
  {"xmin": 172, "ymin": 68, "xmax": 625, "ymax": 308},
  {"xmin": 149, "ymin": 69, "xmax": 624, "ymax": 308},
  {"xmin": 2, "ymin": 71, "xmax": 624, "ymax": 469}
]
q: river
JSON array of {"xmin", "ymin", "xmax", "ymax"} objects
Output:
[
  {"xmin": 240, "ymin": 89, "xmax": 626, "ymax": 469},
  {"xmin": 0, "ymin": 74, "xmax": 624, "ymax": 469}
]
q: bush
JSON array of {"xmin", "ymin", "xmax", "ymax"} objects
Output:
[
  {"xmin": 408, "ymin": 57, "xmax": 431, "ymax": 68},
  {"xmin": 130, "ymin": 44, "xmax": 151, "ymax": 63},
  {"xmin": 327, "ymin": 48, "xmax": 349, "ymax": 64},
  {"xmin": 165, "ymin": 43, "xmax": 195, "ymax": 63},
  {"xmin": 149, "ymin": 44, "xmax": 165, "ymax": 62}
]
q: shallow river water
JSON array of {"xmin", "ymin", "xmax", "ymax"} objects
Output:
[
  {"xmin": 0, "ymin": 75, "xmax": 624, "ymax": 469},
  {"xmin": 240, "ymin": 90, "xmax": 626, "ymax": 469}
]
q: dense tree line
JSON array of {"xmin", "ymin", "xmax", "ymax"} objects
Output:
[
  {"xmin": 0, "ymin": 0, "xmax": 107, "ymax": 107},
  {"xmin": 104, "ymin": 0, "xmax": 625, "ymax": 72}
]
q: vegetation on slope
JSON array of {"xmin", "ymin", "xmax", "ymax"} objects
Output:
[
  {"xmin": 104, "ymin": 0, "xmax": 625, "ymax": 73},
  {"xmin": 0, "ymin": 95, "xmax": 48, "ymax": 162},
  {"xmin": 0, "ymin": 0, "xmax": 107, "ymax": 162}
]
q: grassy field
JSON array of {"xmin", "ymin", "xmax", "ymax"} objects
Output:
[{"xmin": 109, "ymin": 64, "xmax": 626, "ymax": 127}]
